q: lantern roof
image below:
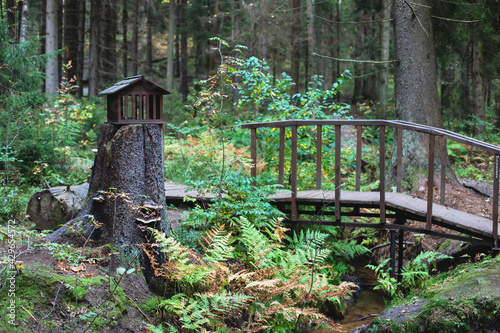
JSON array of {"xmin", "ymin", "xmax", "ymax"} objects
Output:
[{"xmin": 99, "ymin": 75, "xmax": 170, "ymax": 96}]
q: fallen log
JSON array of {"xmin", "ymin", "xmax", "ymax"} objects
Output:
[{"xmin": 27, "ymin": 183, "xmax": 89, "ymax": 230}]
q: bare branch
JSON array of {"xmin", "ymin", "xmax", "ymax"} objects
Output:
[
  {"xmin": 313, "ymin": 52, "xmax": 398, "ymax": 64},
  {"xmin": 403, "ymin": 0, "xmax": 429, "ymax": 37},
  {"xmin": 431, "ymin": 15, "xmax": 480, "ymax": 23}
]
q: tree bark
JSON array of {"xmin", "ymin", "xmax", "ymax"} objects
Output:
[
  {"xmin": 166, "ymin": 0, "xmax": 176, "ymax": 91},
  {"xmin": 46, "ymin": 124, "xmax": 168, "ymax": 270},
  {"xmin": 45, "ymin": 0, "xmax": 59, "ymax": 94},
  {"xmin": 389, "ymin": 0, "xmax": 448, "ymax": 188}
]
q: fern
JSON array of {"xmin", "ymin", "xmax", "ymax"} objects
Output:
[
  {"xmin": 159, "ymin": 290, "xmax": 252, "ymax": 332},
  {"xmin": 200, "ymin": 224, "xmax": 235, "ymax": 263}
]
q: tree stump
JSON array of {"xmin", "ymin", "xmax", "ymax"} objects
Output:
[
  {"xmin": 46, "ymin": 123, "xmax": 169, "ymax": 271},
  {"xmin": 27, "ymin": 183, "xmax": 89, "ymax": 230}
]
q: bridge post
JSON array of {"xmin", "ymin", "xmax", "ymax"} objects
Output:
[
  {"xmin": 356, "ymin": 125, "xmax": 362, "ymax": 192},
  {"xmin": 425, "ymin": 134, "xmax": 435, "ymax": 230},
  {"xmin": 279, "ymin": 128, "xmax": 285, "ymax": 185},
  {"xmin": 396, "ymin": 127, "xmax": 402, "ymax": 192},
  {"xmin": 291, "ymin": 125, "xmax": 298, "ymax": 221},
  {"xmin": 316, "ymin": 125, "xmax": 322, "ymax": 190},
  {"xmin": 390, "ymin": 229, "xmax": 396, "ymax": 278},
  {"xmin": 335, "ymin": 125, "xmax": 341, "ymax": 221},
  {"xmin": 440, "ymin": 136, "xmax": 447, "ymax": 205},
  {"xmin": 251, "ymin": 128, "xmax": 257, "ymax": 185},
  {"xmin": 380, "ymin": 126, "xmax": 386, "ymax": 224},
  {"xmin": 493, "ymin": 154, "xmax": 499, "ymax": 249},
  {"xmin": 398, "ymin": 230, "xmax": 405, "ymax": 282}
]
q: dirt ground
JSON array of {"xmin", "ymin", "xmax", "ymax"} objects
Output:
[{"xmin": 0, "ymin": 242, "xmax": 158, "ymax": 333}]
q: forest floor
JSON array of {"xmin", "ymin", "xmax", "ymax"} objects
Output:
[{"xmin": 0, "ymin": 177, "xmax": 495, "ymax": 333}]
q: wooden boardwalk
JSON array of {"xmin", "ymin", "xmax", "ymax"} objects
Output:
[{"xmin": 165, "ymin": 183, "xmax": 497, "ymax": 246}]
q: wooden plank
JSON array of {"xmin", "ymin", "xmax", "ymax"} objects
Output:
[{"xmin": 163, "ymin": 182, "xmax": 497, "ymax": 242}]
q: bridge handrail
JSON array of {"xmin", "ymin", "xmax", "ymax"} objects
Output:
[
  {"xmin": 241, "ymin": 119, "xmax": 500, "ymax": 154},
  {"xmin": 241, "ymin": 119, "xmax": 499, "ymax": 248}
]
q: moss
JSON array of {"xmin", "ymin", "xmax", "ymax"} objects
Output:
[
  {"xmin": 370, "ymin": 257, "xmax": 500, "ymax": 332},
  {"xmin": 0, "ymin": 262, "xmax": 143, "ymax": 332},
  {"xmin": 141, "ymin": 297, "xmax": 161, "ymax": 313}
]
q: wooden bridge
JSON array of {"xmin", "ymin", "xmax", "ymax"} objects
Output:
[{"xmin": 166, "ymin": 120, "xmax": 500, "ymax": 259}]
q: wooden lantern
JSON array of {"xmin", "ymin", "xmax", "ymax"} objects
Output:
[{"xmin": 99, "ymin": 75, "xmax": 170, "ymax": 124}]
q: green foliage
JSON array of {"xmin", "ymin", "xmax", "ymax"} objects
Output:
[
  {"xmin": 35, "ymin": 242, "xmax": 87, "ymax": 267},
  {"xmin": 367, "ymin": 251, "xmax": 453, "ymax": 298},
  {"xmin": 146, "ymin": 215, "xmax": 355, "ymax": 332},
  {"xmin": 183, "ymin": 171, "xmax": 284, "ymax": 228}
]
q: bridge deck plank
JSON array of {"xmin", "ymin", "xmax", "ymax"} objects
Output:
[{"xmin": 163, "ymin": 183, "xmax": 497, "ymax": 240}]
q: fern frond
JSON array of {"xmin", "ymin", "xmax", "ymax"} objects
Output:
[
  {"xmin": 200, "ymin": 224, "xmax": 235, "ymax": 263},
  {"xmin": 245, "ymin": 278, "xmax": 281, "ymax": 289}
]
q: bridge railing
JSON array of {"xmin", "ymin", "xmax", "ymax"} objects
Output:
[{"xmin": 241, "ymin": 119, "xmax": 500, "ymax": 247}]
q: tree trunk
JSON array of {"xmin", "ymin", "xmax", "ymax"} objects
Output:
[
  {"xmin": 88, "ymin": 0, "xmax": 101, "ymax": 97},
  {"xmin": 231, "ymin": 0, "xmax": 240, "ymax": 108},
  {"xmin": 122, "ymin": 0, "xmax": 128, "ymax": 78},
  {"xmin": 460, "ymin": 45, "xmax": 471, "ymax": 124},
  {"xmin": 166, "ymin": 0, "xmax": 176, "ymax": 91},
  {"xmin": 131, "ymin": 0, "xmax": 139, "ymax": 75},
  {"xmin": 208, "ymin": 0, "xmax": 220, "ymax": 75},
  {"xmin": 45, "ymin": 0, "xmax": 59, "ymax": 94},
  {"xmin": 389, "ymin": 0, "xmax": 448, "ymax": 188},
  {"xmin": 306, "ymin": 0, "xmax": 316, "ymax": 81},
  {"xmin": 290, "ymin": 0, "xmax": 300, "ymax": 97},
  {"xmin": 377, "ymin": 0, "xmax": 391, "ymax": 117},
  {"xmin": 6, "ymin": 0, "xmax": 15, "ymax": 40},
  {"xmin": 64, "ymin": 0, "xmax": 80, "ymax": 85},
  {"xmin": 46, "ymin": 124, "xmax": 168, "ymax": 274},
  {"xmin": 27, "ymin": 183, "xmax": 89, "ymax": 231},
  {"xmin": 180, "ymin": 0, "xmax": 188, "ymax": 100},
  {"xmin": 19, "ymin": 0, "xmax": 29, "ymax": 44},
  {"xmin": 102, "ymin": 0, "xmax": 118, "ymax": 85},
  {"xmin": 76, "ymin": 0, "xmax": 85, "ymax": 98},
  {"xmin": 145, "ymin": 2, "xmax": 153, "ymax": 76},
  {"xmin": 472, "ymin": 38, "xmax": 485, "ymax": 136},
  {"xmin": 440, "ymin": 66, "xmax": 455, "ymax": 112}
]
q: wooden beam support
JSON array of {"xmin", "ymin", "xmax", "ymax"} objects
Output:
[
  {"xmin": 335, "ymin": 125, "xmax": 341, "ymax": 221},
  {"xmin": 291, "ymin": 125, "xmax": 298, "ymax": 221},
  {"xmin": 380, "ymin": 126, "xmax": 386, "ymax": 224},
  {"xmin": 493, "ymin": 154, "xmax": 499, "ymax": 248},
  {"xmin": 251, "ymin": 128, "xmax": 257, "ymax": 185},
  {"xmin": 356, "ymin": 125, "xmax": 362, "ymax": 192},
  {"xmin": 440, "ymin": 136, "xmax": 447, "ymax": 205},
  {"xmin": 279, "ymin": 127, "xmax": 285, "ymax": 185},
  {"xmin": 396, "ymin": 127, "xmax": 402, "ymax": 192},
  {"xmin": 316, "ymin": 125, "xmax": 322, "ymax": 190},
  {"xmin": 426, "ymin": 135, "xmax": 435, "ymax": 230}
]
